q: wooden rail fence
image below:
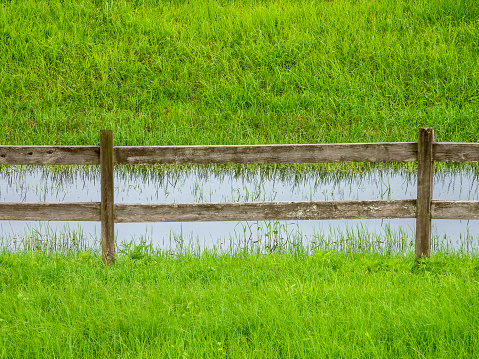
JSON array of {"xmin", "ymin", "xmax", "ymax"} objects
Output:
[{"xmin": 1, "ymin": 128, "xmax": 478, "ymax": 264}]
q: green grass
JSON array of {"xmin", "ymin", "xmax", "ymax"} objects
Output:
[
  {"xmin": 2, "ymin": 0, "xmax": 479, "ymax": 356},
  {"xmin": 1, "ymin": 0, "xmax": 479, "ymax": 145},
  {"xmin": 1, "ymin": 249, "xmax": 479, "ymax": 358}
]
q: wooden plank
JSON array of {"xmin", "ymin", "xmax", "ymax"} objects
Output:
[
  {"xmin": 0, "ymin": 141, "xmax": 477, "ymax": 165},
  {"xmin": 415, "ymin": 128, "xmax": 434, "ymax": 259},
  {"xmin": 0, "ymin": 146, "xmax": 100, "ymax": 165},
  {"xmin": 431, "ymin": 201, "xmax": 479, "ymax": 220},
  {"xmin": 114, "ymin": 142, "xmax": 418, "ymax": 165},
  {"xmin": 114, "ymin": 200, "xmax": 417, "ymax": 223},
  {"xmin": 434, "ymin": 143, "xmax": 479, "ymax": 162},
  {"xmin": 3, "ymin": 200, "xmax": 477, "ymax": 222},
  {"xmin": 0, "ymin": 202, "xmax": 100, "ymax": 221},
  {"xmin": 100, "ymin": 130, "xmax": 115, "ymax": 265}
]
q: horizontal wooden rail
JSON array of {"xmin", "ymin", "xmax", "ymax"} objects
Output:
[
  {"xmin": 433, "ymin": 143, "xmax": 479, "ymax": 162},
  {"xmin": 1, "ymin": 142, "xmax": 478, "ymax": 166},
  {"xmin": 114, "ymin": 200, "xmax": 417, "ymax": 222},
  {"xmin": 1, "ymin": 200, "xmax": 478, "ymax": 222},
  {"xmin": 431, "ymin": 201, "xmax": 479, "ymax": 220},
  {"xmin": 113, "ymin": 143, "xmax": 418, "ymax": 164},
  {"xmin": 0, "ymin": 202, "xmax": 101, "ymax": 221},
  {"xmin": 0, "ymin": 146, "xmax": 100, "ymax": 165}
]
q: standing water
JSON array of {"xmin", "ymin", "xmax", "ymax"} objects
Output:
[{"xmin": 0, "ymin": 164, "xmax": 478, "ymax": 253}]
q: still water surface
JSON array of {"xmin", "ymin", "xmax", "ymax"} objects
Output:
[{"xmin": 1, "ymin": 165, "xmax": 478, "ymax": 252}]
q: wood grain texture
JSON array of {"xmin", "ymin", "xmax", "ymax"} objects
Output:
[
  {"xmin": 431, "ymin": 201, "xmax": 479, "ymax": 220},
  {"xmin": 100, "ymin": 130, "xmax": 115, "ymax": 265},
  {"xmin": 2, "ymin": 200, "xmax": 477, "ymax": 222},
  {"xmin": 113, "ymin": 143, "xmax": 418, "ymax": 165},
  {"xmin": 0, "ymin": 202, "xmax": 100, "ymax": 221},
  {"xmin": 415, "ymin": 128, "xmax": 434, "ymax": 259},
  {"xmin": 0, "ymin": 146, "xmax": 100, "ymax": 165},
  {"xmin": 434, "ymin": 143, "xmax": 479, "ymax": 162},
  {"xmin": 114, "ymin": 200, "xmax": 417, "ymax": 223},
  {"xmin": 1, "ymin": 141, "xmax": 477, "ymax": 165}
]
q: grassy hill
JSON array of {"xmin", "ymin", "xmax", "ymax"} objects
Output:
[{"xmin": 1, "ymin": 0, "xmax": 478, "ymax": 145}]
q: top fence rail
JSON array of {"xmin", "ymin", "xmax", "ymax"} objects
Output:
[{"xmin": 1, "ymin": 142, "xmax": 479, "ymax": 166}]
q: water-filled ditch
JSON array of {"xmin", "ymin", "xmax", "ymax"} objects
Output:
[{"xmin": 1, "ymin": 164, "xmax": 478, "ymax": 253}]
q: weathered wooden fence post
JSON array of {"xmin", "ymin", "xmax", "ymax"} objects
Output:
[
  {"xmin": 415, "ymin": 127, "xmax": 434, "ymax": 259},
  {"xmin": 100, "ymin": 130, "xmax": 115, "ymax": 265}
]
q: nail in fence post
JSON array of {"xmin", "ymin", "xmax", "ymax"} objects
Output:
[
  {"xmin": 415, "ymin": 127, "xmax": 434, "ymax": 260},
  {"xmin": 100, "ymin": 130, "xmax": 115, "ymax": 265}
]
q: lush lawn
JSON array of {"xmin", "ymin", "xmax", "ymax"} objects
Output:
[
  {"xmin": 1, "ymin": 0, "xmax": 479, "ymax": 145},
  {"xmin": 0, "ymin": 250, "xmax": 478, "ymax": 358}
]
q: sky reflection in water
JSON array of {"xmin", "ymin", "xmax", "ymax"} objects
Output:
[{"xmin": 0, "ymin": 165, "xmax": 478, "ymax": 252}]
